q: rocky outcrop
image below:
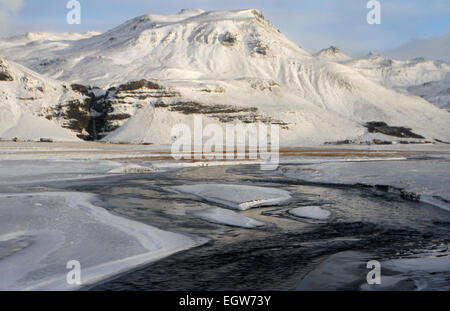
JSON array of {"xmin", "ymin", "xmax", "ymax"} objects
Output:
[
  {"xmin": 0, "ymin": 58, "xmax": 14, "ymax": 81},
  {"xmin": 221, "ymin": 32, "xmax": 238, "ymax": 46},
  {"xmin": 364, "ymin": 121, "xmax": 425, "ymax": 139},
  {"xmin": 155, "ymin": 100, "xmax": 289, "ymax": 128},
  {"xmin": 39, "ymin": 84, "xmax": 93, "ymax": 140},
  {"xmin": 81, "ymin": 79, "xmax": 181, "ymax": 139}
]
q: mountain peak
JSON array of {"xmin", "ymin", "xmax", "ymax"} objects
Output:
[
  {"xmin": 327, "ymin": 46, "xmax": 340, "ymax": 53},
  {"xmin": 314, "ymin": 46, "xmax": 351, "ymax": 62}
]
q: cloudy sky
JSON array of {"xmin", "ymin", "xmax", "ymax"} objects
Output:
[{"xmin": 1, "ymin": 0, "xmax": 449, "ymax": 55}]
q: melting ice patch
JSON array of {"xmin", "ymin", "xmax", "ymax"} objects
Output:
[
  {"xmin": 0, "ymin": 192, "xmax": 205, "ymax": 290},
  {"xmin": 188, "ymin": 207, "xmax": 264, "ymax": 228},
  {"xmin": 289, "ymin": 206, "xmax": 331, "ymax": 220},
  {"xmin": 172, "ymin": 184, "xmax": 291, "ymax": 210}
]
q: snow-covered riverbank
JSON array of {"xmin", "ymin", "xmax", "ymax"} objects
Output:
[{"xmin": 0, "ymin": 192, "xmax": 206, "ymax": 290}]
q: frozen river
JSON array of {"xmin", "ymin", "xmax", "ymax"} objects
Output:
[{"xmin": 0, "ymin": 142, "xmax": 449, "ymax": 290}]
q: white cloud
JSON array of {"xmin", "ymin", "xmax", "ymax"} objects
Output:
[
  {"xmin": 0, "ymin": 0, "xmax": 23, "ymax": 12},
  {"xmin": 0, "ymin": 0, "xmax": 24, "ymax": 36},
  {"xmin": 386, "ymin": 31, "xmax": 450, "ymax": 63}
]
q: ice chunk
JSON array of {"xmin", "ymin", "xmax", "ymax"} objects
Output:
[
  {"xmin": 0, "ymin": 192, "xmax": 205, "ymax": 291},
  {"xmin": 289, "ymin": 206, "xmax": 331, "ymax": 220},
  {"xmin": 172, "ymin": 184, "xmax": 291, "ymax": 210},
  {"xmin": 188, "ymin": 207, "xmax": 264, "ymax": 228}
]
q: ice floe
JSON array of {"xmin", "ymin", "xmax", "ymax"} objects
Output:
[
  {"xmin": 188, "ymin": 207, "xmax": 264, "ymax": 228},
  {"xmin": 289, "ymin": 206, "xmax": 331, "ymax": 220},
  {"xmin": 171, "ymin": 184, "xmax": 291, "ymax": 210}
]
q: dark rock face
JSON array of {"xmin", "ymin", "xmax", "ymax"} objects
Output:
[
  {"xmin": 0, "ymin": 58, "xmax": 14, "ymax": 81},
  {"xmin": 38, "ymin": 78, "xmax": 290, "ymax": 141},
  {"xmin": 328, "ymin": 46, "xmax": 340, "ymax": 54},
  {"xmin": 0, "ymin": 72, "xmax": 14, "ymax": 81},
  {"xmin": 221, "ymin": 32, "xmax": 237, "ymax": 46},
  {"xmin": 364, "ymin": 121, "xmax": 425, "ymax": 139},
  {"xmin": 165, "ymin": 101, "xmax": 257, "ymax": 115},
  {"xmin": 78, "ymin": 79, "xmax": 181, "ymax": 139},
  {"xmin": 254, "ymin": 42, "xmax": 268, "ymax": 55},
  {"xmin": 158, "ymin": 101, "xmax": 289, "ymax": 128},
  {"xmin": 43, "ymin": 97, "xmax": 93, "ymax": 140},
  {"xmin": 116, "ymin": 79, "xmax": 162, "ymax": 92},
  {"xmin": 71, "ymin": 83, "xmax": 90, "ymax": 95}
]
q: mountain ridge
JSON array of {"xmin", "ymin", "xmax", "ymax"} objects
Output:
[{"xmin": 0, "ymin": 9, "xmax": 449, "ymax": 145}]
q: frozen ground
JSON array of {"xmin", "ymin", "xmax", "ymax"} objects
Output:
[
  {"xmin": 0, "ymin": 192, "xmax": 205, "ymax": 290},
  {"xmin": 172, "ymin": 184, "xmax": 291, "ymax": 210},
  {"xmin": 0, "ymin": 159, "xmax": 122, "ymax": 186}
]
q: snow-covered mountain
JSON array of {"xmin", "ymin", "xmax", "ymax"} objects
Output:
[
  {"xmin": 314, "ymin": 47, "xmax": 450, "ymax": 110},
  {"xmin": 1, "ymin": 9, "xmax": 449, "ymax": 145},
  {"xmin": 407, "ymin": 74, "xmax": 450, "ymax": 110},
  {"xmin": 343, "ymin": 53, "xmax": 449, "ymax": 89},
  {"xmin": 0, "ymin": 56, "xmax": 91, "ymax": 141}
]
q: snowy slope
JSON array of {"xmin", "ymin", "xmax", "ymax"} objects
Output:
[
  {"xmin": 343, "ymin": 54, "xmax": 449, "ymax": 89},
  {"xmin": 317, "ymin": 50, "xmax": 450, "ymax": 110},
  {"xmin": 0, "ymin": 9, "xmax": 449, "ymax": 145},
  {"xmin": 0, "ymin": 57, "xmax": 88, "ymax": 141},
  {"xmin": 407, "ymin": 74, "xmax": 450, "ymax": 110},
  {"xmin": 350, "ymin": 55, "xmax": 450, "ymax": 110}
]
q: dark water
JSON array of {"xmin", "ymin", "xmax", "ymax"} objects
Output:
[{"xmin": 15, "ymin": 164, "xmax": 450, "ymax": 291}]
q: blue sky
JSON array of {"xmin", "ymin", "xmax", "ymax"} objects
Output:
[{"xmin": 1, "ymin": 0, "xmax": 449, "ymax": 55}]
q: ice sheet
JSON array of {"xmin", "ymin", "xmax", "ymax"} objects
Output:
[
  {"xmin": 0, "ymin": 192, "xmax": 205, "ymax": 290},
  {"xmin": 0, "ymin": 159, "xmax": 122, "ymax": 185},
  {"xmin": 172, "ymin": 184, "xmax": 291, "ymax": 210},
  {"xmin": 282, "ymin": 159, "xmax": 450, "ymax": 211}
]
